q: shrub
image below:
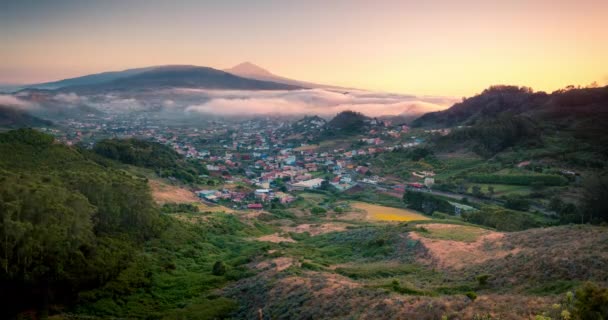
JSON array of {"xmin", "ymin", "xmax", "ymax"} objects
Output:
[
  {"xmin": 504, "ymin": 196, "xmax": 531, "ymax": 211},
  {"xmin": 466, "ymin": 291, "xmax": 478, "ymax": 301},
  {"xmin": 311, "ymin": 207, "xmax": 327, "ymax": 215},
  {"xmin": 572, "ymin": 282, "xmax": 608, "ymax": 319},
  {"xmin": 476, "ymin": 274, "xmax": 490, "ymax": 287},
  {"xmin": 212, "ymin": 261, "xmax": 227, "ymax": 276}
]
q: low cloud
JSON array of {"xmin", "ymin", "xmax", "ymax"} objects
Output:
[
  {"xmin": 184, "ymin": 89, "xmax": 456, "ymax": 117},
  {"xmin": 54, "ymin": 92, "xmax": 85, "ymax": 104},
  {"xmin": 0, "ymin": 94, "xmax": 36, "ymax": 110}
]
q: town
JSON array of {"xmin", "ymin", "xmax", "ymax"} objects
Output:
[{"xmin": 41, "ymin": 111, "xmax": 451, "ymax": 212}]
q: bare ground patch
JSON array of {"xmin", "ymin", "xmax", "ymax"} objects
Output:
[
  {"xmin": 254, "ymin": 257, "xmax": 298, "ymax": 272},
  {"xmin": 409, "ymin": 224, "xmax": 517, "ymax": 270},
  {"xmin": 280, "ymin": 223, "xmax": 350, "ymax": 236},
  {"xmin": 149, "ymin": 179, "xmax": 199, "ymax": 204},
  {"xmin": 256, "ymin": 233, "xmax": 296, "ymax": 243}
]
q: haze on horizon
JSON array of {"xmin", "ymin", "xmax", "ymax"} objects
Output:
[{"xmin": 1, "ymin": 0, "xmax": 607, "ymax": 97}]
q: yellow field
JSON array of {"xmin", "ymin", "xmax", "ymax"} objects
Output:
[{"xmin": 352, "ymin": 202, "xmax": 430, "ymax": 222}]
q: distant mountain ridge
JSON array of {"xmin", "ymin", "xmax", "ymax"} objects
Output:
[
  {"xmin": 23, "ymin": 67, "xmax": 156, "ymax": 90},
  {"xmin": 17, "ymin": 65, "xmax": 301, "ymax": 93}
]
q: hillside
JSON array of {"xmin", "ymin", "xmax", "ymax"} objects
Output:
[
  {"xmin": 0, "ymin": 129, "xmax": 165, "ymax": 317},
  {"xmin": 0, "ymin": 105, "xmax": 52, "ymax": 128},
  {"xmin": 2, "ymin": 129, "xmax": 607, "ymax": 319},
  {"xmin": 412, "ymin": 85, "xmax": 608, "ymax": 129},
  {"xmin": 278, "ymin": 115, "xmax": 327, "ymax": 141},
  {"xmin": 412, "ymin": 86, "xmax": 608, "ymax": 157},
  {"xmin": 325, "ymin": 110, "xmax": 372, "ymax": 137},
  {"xmin": 20, "ymin": 66, "xmax": 156, "ymax": 91}
]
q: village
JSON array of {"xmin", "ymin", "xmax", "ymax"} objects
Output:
[{"xmin": 42, "ymin": 112, "xmax": 451, "ymax": 212}]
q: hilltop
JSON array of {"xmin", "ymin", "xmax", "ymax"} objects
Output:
[
  {"xmin": 412, "ymin": 85, "xmax": 608, "ymax": 132},
  {"xmin": 411, "ymin": 85, "xmax": 608, "ymax": 157}
]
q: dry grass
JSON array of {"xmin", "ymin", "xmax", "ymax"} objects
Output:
[
  {"xmin": 149, "ymin": 179, "xmax": 199, "ymax": 204},
  {"xmin": 256, "ymin": 233, "xmax": 296, "ymax": 243},
  {"xmin": 416, "ymin": 224, "xmax": 490, "ymax": 242},
  {"xmin": 352, "ymin": 202, "xmax": 430, "ymax": 222},
  {"xmin": 409, "ymin": 224, "xmax": 515, "ymax": 270},
  {"xmin": 280, "ymin": 223, "xmax": 350, "ymax": 236}
]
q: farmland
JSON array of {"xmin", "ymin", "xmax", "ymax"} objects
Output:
[{"xmin": 352, "ymin": 202, "xmax": 431, "ymax": 222}]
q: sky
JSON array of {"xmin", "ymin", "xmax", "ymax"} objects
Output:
[{"xmin": 1, "ymin": 0, "xmax": 607, "ymax": 96}]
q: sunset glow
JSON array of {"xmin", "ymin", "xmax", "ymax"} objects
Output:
[{"xmin": 1, "ymin": 0, "xmax": 607, "ymax": 96}]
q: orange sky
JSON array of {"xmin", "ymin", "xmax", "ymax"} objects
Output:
[{"xmin": 1, "ymin": 0, "xmax": 607, "ymax": 96}]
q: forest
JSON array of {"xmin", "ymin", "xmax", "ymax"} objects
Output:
[{"xmin": 0, "ymin": 129, "xmax": 166, "ymax": 317}]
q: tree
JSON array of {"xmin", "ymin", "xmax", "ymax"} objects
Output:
[
  {"xmin": 212, "ymin": 261, "xmax": 227, "ymax": 276},
  {"xmin": 472, "ymin": 185, "xmax": 483, "ymax": 198},
  {"xmin": 582, "ymin": 174, "xmax": 608, "ymax": 224},
  {"xmin": 487, "ymin": 186, "xmax": 495, "ymax": 197},
  {"xmin": 504, "ymin": 196, "xmax": 530, "ymax": 211}
]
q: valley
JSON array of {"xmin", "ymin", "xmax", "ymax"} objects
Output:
[{"xmin": 1, "ymin": 58, "xmax": 607, "ymax": 320}]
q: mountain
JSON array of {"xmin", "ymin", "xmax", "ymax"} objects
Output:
[
  {"xmin": 15, "ymin": 65, "xmax": 302, "ymax": 94},
  {"xmin": 51, "ymin": 65, "xmax": 301, "ymax": 93},
  {"xmin": 0, "ymin": 105, "xmax": 52, "ymax": 128},
  {"xmin": 224, "ymin": 62, "xmax": 347, "ymax": 90}
]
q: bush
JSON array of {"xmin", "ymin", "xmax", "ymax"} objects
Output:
[
  {"xmin": 466, "ymin": 291, "xmax": 478, "ymax": 301},
  {"xmin": 572, "ymin": 282, "xmax": 608, "ymax": 319},
  {"xmin": 476, "ymin": 274, "xmax": 490, "ymax": 287},
  {"xmin": 504, "ymin": 196, "xmax": 531, "ymax": 211},
  {"xmin": 212, "ymin": 261, "xmax": 227, "ymax": 276},
  {"xmin": 311, "ymin": 207, "xmax": 327, "ymax": 215}
]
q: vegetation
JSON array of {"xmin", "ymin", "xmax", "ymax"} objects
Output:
[
  {"xmin": 2, "ymin": 128, "xmax": 607, "ymax": 319},
  {"xmin": 324, "ymin": 110, "xmax": 370, "ymax": 137},
  {"xmin": 403, "ymin": 191, "xmax": 455, "ymax": 215},
  {"xmin": 467, "ymin": 173, "xmax": 568, "ymax": 186},
  {"xmin": 93, "ymin": 138, "xmax": 208, "ymax": 183},
  {"xmin": 462, "ymin": 206, "xmax": 545, "ymax": 231},
  {"xmin": 0, "ymin": 129, "xmax": 164, "ymax": 317}
]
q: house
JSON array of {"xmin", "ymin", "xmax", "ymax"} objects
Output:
[
  {"xmin": 407, "ymin": 182, "xmax": 425, "ymax": 189},
  {"xmin": 291, "ymin": 178, "xmax": 325, "ymax": 190},
  {"xmin": 247, "ymin": 203, "xmax": 264, "ymax": 210},
  {"xmin": 356, "ymin": 166, "xmax": 369, "ymax": 175},
  {"xmin": 274, "ymin": 192, "xmax": 295, "ymax": 204}
]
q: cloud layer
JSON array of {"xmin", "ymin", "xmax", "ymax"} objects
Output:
[
  {"xmin": 183, "ymin": 89, "xmax": 457, "ymax": 117},
  {"xmin": 5, "ymin": 88, "xmax": 458, "ymax": 118}
]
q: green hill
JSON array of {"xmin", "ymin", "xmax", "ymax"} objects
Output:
[{"xmin": 0, "ymin": 105, "xmax": 52, "ymax": 128}]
